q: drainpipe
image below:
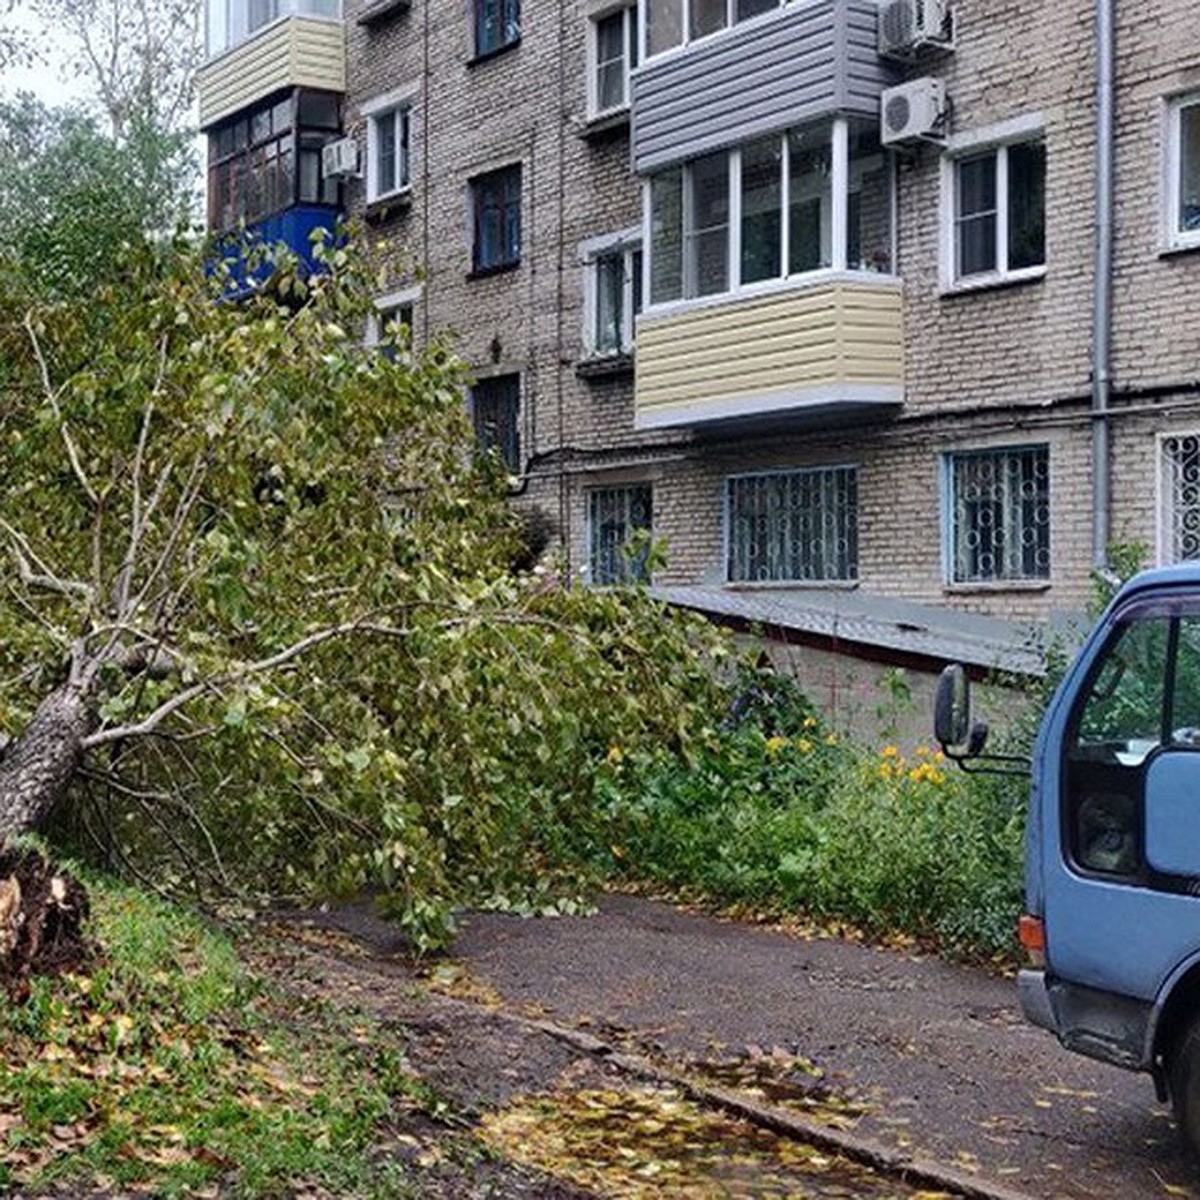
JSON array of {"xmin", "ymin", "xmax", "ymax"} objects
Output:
[{"xmin": 1092, "ymin": 0, "xmax": 1115, "ymax": 571}]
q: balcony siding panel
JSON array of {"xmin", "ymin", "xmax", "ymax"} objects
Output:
[
  {"xmin": 634, "ymin": 281, "xmax": 903, "ymax": 427},
  {"xmin": 631, "ymin": 0, "xmax": 895, "ymax": 174},
  {"xmin": 199, "ymin": 17, "xmax": 345, "ymax": 128}
]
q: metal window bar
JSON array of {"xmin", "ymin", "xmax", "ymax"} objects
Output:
[
  {"xmin": 588, "ymin": 486, "xmax": 652, "ymax": 585},
  {"xmin": 472, "ymin": 377, "xmax": 520, "ymax": 472},
  {"xmin": 950, "ymin": 447, "xmax": 1050, "ymax": 582},
  {"xmin": 726, "ymin": 467, "xmax": 857, "ymax": 583},
  {"xmin": 1163, "ymin": 435, "xmax": 1200, "ymax": 562}
]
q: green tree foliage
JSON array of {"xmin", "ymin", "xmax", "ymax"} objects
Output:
[
  {"xmin": 0, "ymin": 94, "xmax": 196, "ymax": 298},
  {"xmin": 0, "ymin": 236, "xmax": 731, "ymax": 950}
]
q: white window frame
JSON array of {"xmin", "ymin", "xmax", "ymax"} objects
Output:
[
  {"xmin": 938, "ymin": 114, "xmax": 1047, "ymax": 293},
  {"xmin": 723, "ymin": 464, "xmax": 859, "ymax": 585},
  {"xmin": 365, "ymin": 286, "xmax": 420, "ymax": 347},
  {"xmin": 362, "ymin": 86, "xmax": 416, "ymax": 204},
  {"xmin": 643, "ymin": 116, "xmax": 895, "ymax": 312},
  {"xmin": 1157, "ymin": 431, "xmax": 1200, "ymax": 564},
  {"xmin": 587, "ymin": 4, "xmax": 638, "ymax": 120},
  {"xmin": 940, "ymin": 443, "xmax": 1051, "ymax": 587},
  {"xmin": 1164, "ymin": 93, "xmax": 1200, "ymax": 253},
  {"xmin": 581, "ymin": 227, "xmax": 642, "ymax": 358},
  {"xmin": 640, "ymin": 0, "xmax": 782, "ymax": 60}
]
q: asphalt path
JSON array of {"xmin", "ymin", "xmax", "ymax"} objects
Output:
[{"xmin": 451, "ymin": 893, "xmax": 1198, "ymax": 1200}]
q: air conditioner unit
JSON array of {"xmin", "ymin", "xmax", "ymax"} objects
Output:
[
  {"xmin": 880, "ymin": 76, "xmax": 947, "ymax": 146},
  {"xmin": 321, "ymin": 136, "xmax": 360, "ymax": 179},
  {"xmin": 878, "ymin": 0, "xmax": 952, "ymax": 59}
]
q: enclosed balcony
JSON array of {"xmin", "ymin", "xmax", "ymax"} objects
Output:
[
  {"xmin": 199, "ymin": 2, "xmax": 345, "ymax": 130},
  {"xmin": 634, "ymin": 110, "xmax": 903, "ymax": 432},
  {"xmin": 634, "ymin": 276, "xmax": 902, "ymax": 431},
  {"xmin": 632, "ymin": 0, "xmax": 894, "ymax": 174}
]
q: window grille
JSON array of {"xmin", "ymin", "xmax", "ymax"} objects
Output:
[
  {"xmin": 471, "ymin": 375, "xmax": 520, "ymax": 472},
  {"xmin": 1162, "ymin": 434, "xmax": 1200, "ymax": 563},
  {"xmin": 588, "ymin": 486, "xmax": 652, "ymax": 584},
  {"xmin": 946, "ymin": 446, "xmax": 1050, "ymax": 583},
  {"xmin": 726, "ymin": 467, "xmax": 857, "ymax": 583}
]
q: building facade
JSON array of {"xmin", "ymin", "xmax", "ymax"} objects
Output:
[{"xmin": 197, "ymin": 0, "xmax": 1200, "ymax": 668}]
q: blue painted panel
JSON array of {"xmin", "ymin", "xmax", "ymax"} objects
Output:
[
  {"xmin": 631, "ymin": 0, "xmax": 898, "ymax": 174},
  {"xmin": 1146, "ymin": 753, "xmax": 1200, "ymax": 875},
  {"xmin": 1031, "ymin": 572, "xmax": 1200, "ymax": 1005},
  {"xmin": 209, "ymin": 204, "xmax": 342, "ymax": 296}
]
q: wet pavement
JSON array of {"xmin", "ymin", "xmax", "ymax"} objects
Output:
[{"xmin": 447, "ymin": 893, "xmax": 1197, "ymax": 1200}]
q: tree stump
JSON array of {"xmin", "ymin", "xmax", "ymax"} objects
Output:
[{"xmin": 0, "ymin": 841, "xmax": 91, "ymax": 997}]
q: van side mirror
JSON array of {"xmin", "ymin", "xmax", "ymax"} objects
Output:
[{"xmin": 934, "ymin": 664, "xmax": 972, "ymax": 749}]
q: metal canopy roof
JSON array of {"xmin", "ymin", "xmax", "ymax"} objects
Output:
[{"xmin": 651, "ymin": 585, "xmax": 1059, "ymax": 678}]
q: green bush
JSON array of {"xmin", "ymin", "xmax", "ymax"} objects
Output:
[{"xmin": 599, "ymin": 696, "xmax": 1029, "ymax": 963}]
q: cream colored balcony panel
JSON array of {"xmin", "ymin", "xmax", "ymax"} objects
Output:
[
  {"xmin": 634, "ymin": 279, "xmax": 904, "ymax": 431},
  {"xmin": 199, "ymin": 16, "xmax": 345, "ymax": 129}
]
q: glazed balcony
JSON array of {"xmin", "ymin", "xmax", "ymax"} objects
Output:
[
  {"xmin": 199, "ymin": 12, "xmax": 345, "ymax": 130},
  {"xmin": 634, "ymin": 274, "xmax": 903, "ymax": 431}
]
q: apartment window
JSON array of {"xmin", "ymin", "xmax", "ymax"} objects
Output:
[
  {"xmin": 944, "ymin": 446, "xmax": 1050, "ymax": 585},
  {"xmin": 588, "ymin": 486, "xmax": 652, "ymax": 584},
  {"xmin": 947, "ymin": 138, "xmax": 1045, "ymax": 284},
  {"xmin": 644, "ymin": 0, "xmax": 779, "ymax": 57},
  {"xmin": 471, "ymin": 375, "xmax": 521, "ymax": 472},
  {"xmin": 1167, "ymin": 94, "xmax": 1200, "ymax": 249},
  {"xmin": 474, "ymin": 0, "xmax": 520, "ymax": 57},
  {"xmin": 584, "ymin": 233, "xmax": 643, "ymax": 356},
  {"xmin": 207, "ymin": 90, "xmax": 341, "ymax": 232},
  {"xmin": 366, "ymin": 105, "xmax": 410, "ymax": 201},
  {"xmin": 589, "ymin": 5, "xmax": 638, "ymax": 118},
  {"xmin": 726, "ymin": 467, "xmax": 857, "ymax": 583},
  {"xmin": 648, "ymin": 117, "xmax": 891, "ymax": 305},
  {"xmin": 1160, "ymin": 434, "xmax": 1200, "ymax": 563},
  {"xmin": 471, "ymin": 165, "xmax": 522, "ymax": 274},
  {"xmin": 366, "ymin": 293, "xmax": 416, "ymax": 355}
]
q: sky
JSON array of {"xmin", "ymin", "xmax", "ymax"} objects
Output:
[{"xmin": 1, "ymin": 9, "xmax": 90, "ymax": 107}]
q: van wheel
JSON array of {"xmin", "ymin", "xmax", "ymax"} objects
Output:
[{"xmin": 1170, "ymin": 1018, "xmax": 1200, "ymax": 1157}]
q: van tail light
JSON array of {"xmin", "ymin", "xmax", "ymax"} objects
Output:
[{"xmin": 1019, "ymin": 914, "xmax": 1046, "ymax": 968}]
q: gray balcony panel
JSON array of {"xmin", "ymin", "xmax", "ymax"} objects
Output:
[{"xmin": 632, "ymin": 0, "xmax": 896, "ymax": 174}]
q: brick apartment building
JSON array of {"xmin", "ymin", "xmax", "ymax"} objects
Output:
[{"xmin": 197, "ymin": 0, "xmax": 1200, "ymax": 698}]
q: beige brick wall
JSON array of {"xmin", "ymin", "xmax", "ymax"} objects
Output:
[
  {"xmin": 343, "ymin": 0, "xmax": 688, "ymax": 575},
  {"xmin": 342, "ymin": 0, "xmax": 1200, "ymax": 631}
]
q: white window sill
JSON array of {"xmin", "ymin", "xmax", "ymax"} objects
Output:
[
  {"xmin": 938, "ymin": 266, "xmax": 1046, "ymax": 298},
  {"xmin": 943, "ymin": 580, "xmax": 1051, "ymax": 595},
  {"xmin": 724, "ymin": 579, "xmax": 859, "ymax": 592},
  {"xmin": 583, "ymin": 105, "xmax": 630, "ymax": 132},
  {"xmin": 1159, "ymin": 237, "xmax": 1200, "ymax": 258}
]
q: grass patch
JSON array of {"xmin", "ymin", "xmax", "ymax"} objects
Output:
[{"xmin": 0, "ymin": 871, "xmax": 421, "ymax": 1198}]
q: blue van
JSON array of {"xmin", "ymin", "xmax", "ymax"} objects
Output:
[{"xmin": 936, "ymin": 564, "xmax": 1200, "ymax": 1155}]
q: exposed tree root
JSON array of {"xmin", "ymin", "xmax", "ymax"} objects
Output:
[{"xmin": 0, "ymin": 841, "xmax": 92, "ymax": 997}]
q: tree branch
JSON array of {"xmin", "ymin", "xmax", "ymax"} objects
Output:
[
  {"xmin": 0, "ymin": 518, "xmax": 95, "ymax": 604},
  {"xmin": 23, "ymin": 313, "xmax": 101, "ymax": 509}
]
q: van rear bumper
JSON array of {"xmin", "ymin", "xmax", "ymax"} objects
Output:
[
  {"xmin": 1018, "ymin": 968, "xmax": 1056, "ymax": 1031},
  {"xmin": 1020, "ymin": 969, "xmax": 1152, "ymax": 1072}
]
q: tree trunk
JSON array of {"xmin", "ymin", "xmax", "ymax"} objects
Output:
[{"xmin": 0, "ymin": 683, "xmax": 95, "ymax": 840}]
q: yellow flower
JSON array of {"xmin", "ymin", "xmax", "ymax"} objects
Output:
[
  {"xmin": 802, "ymin": 715, "xmax": 819, "ymax": 730},
  {"xmin": 765, "ymin": 735, "xmax": 788, "ymax": 757},
  {"xmin": 796, "ymin": 737, "xmax": 813, "ymax": 754},
  {"xmin": 881, "ymin": 745, "xmax": 900, "ymax": 758},
  {"xmin": 605, "ymin": 744, "xmax": 624, "ymax": 766}
]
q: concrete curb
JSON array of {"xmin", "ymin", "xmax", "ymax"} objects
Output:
[{"xmin": 448, "ymin": 997, "xmax": 1040, "ymax": 1200}]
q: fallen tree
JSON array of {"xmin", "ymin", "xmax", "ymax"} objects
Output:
[{"xmin": 0, "ymin": 235, "xmax": 730, "ymax": 950}]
